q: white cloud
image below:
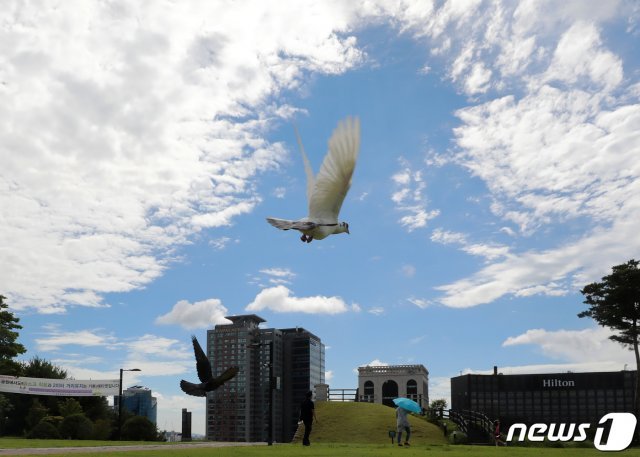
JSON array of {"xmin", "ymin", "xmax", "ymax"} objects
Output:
[
  {"xmin": 503, "ymin": 327, "xmax": 632, "ymax": 365},
  {"xmin": 540, "ymin": 22, "xmax": 623, "ymax": 91},
  {"xmin": 35, "ymin": 327, "xmax": 119, "ymax": 352},
  {"xmin": 401, "ymin": 264, "xmax": 416, "ymax": 277},
  {"xmin": 456, "ymin": 326, "xmax": 635, "ymax": 380},
  {"xmin": 245, "ymin": 285, "xmax": 358, "ymax": 314},
  {"xmin": 362, "ymin": 359, "xmax": 389, "ymax": 367},
  {"xmin": 260, "ymin": 267, "xmax": 296, "ymax": 279},
  {"xmin": 153, "ymin": 393, "xmax": 205, "ymax": 436},
  {"xmin": 465, "ymin": 62, "xmax": 492, "ymax": 94},
  {"xmin": 391, "ymin": 159, "xmax": 439, "ymax": 231},
  {"xmin": 325, "ymin": 370, "xmax": 334, "ymax": 382},
  {"xmin": 256, "ymin": 267, "xmax": 297, "ymax": 286},
  {"xmin": 272, "ymin": 187, "xmax": 287, "ymax": 198},
  {"xmin": 431, "ymin": 229, "xmax": 510, "ymax": 261},
  {"xmin": 368, "ymin": 306, "xmax": 385, "ymax": 315},
  {"xmin": 428, "ymin": 376, "xmax": 452, "ymax": 407},
  {"xmin": 1, "ymin": 0, "xmax": 364, "ymax": 313},
  {"xmin": 408, "ymin": 297, "xmax": 431, "ymax": 309},
  {"xmin": 209, "ymin": 237, "xmax": 237, "ymax": 250},
  {"xmin": 155, "ymin": 298, "xmax": 230, "ymax": 330}
]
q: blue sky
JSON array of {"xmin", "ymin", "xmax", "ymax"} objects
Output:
[{"xmin": 2, "ymin": 0, "xmax": 640, "ymax": 435}]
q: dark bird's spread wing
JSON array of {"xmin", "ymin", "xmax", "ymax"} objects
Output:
[
  {"xmin": 180, "ymin": 379, "xmax": 205, "ymax": 397},
  {"xmin": 210, "ymin": 366, "xmax": 239, "ymax": 389},
  {"xmin": 191, "ymin": 335, "xmax": 213, "ymax": 383},
  {"xmin": 181, "ymin": 336, "xmax": 239, "ymax": 396}
]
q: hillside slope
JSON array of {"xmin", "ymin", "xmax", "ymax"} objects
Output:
[{"xmin": 296, "ymin": 401, "xmax": 448, "ymax": 445}]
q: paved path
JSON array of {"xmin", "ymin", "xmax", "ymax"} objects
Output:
[{"xmin": 0, "ymin": 442, "xmax": 267, "ymax": 455}]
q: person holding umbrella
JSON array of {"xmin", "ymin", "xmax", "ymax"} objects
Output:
[{"xmin": 393, "ymin": 397, "xmax": 420, "ymax": 447}]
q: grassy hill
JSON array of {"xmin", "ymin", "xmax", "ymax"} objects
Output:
[{"xmin": 296, "ymin": 401, "xmax": 448, "ymax": 445}]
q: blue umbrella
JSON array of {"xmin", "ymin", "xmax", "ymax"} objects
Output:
[{"xmin": 393, "ymin": 397, "xmax": 421, "ymax": 413}]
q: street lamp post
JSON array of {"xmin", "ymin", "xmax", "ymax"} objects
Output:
[
  {"xmin": 247, "ymin": 341, "xmax": 274, "ymax": 446},
  {"xmin": 118, "ymin": 368, "xmax": 141, "ymax": 440}
]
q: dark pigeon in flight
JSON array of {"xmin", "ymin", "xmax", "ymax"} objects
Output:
[{"xmin": 180, "ymin": 335, "xmax": 239, "ymax": 397}]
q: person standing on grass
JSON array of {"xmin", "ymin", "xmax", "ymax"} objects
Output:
[
  {"xmin": 299, "ymin": 390, "xmax": 318, "ymax": 446},
  {"xmin": 396, "ymin": 406, "xmax": 411, "ymax": 446}
]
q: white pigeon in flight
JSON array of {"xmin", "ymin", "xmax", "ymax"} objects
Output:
[{"xmin": 267, "ymin": 116, "xmax": 361, "ymax": 243}]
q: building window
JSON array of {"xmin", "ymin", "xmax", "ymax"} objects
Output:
[
  {"xmin": 382, "ymin": 380, "xmax": 398, "ymax": 407},
  {"xmin": 363, "ymin": 381, "xmax": 374, "ymax": 402},
  {"xmin": 407, "ymin": 379, "xmax": 417, "ymax": 400}
]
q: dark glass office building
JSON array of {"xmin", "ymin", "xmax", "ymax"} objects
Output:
[
  {"xmin": 117, "ymin": 386, "xmax": 158, "ymax": 425},
  {"xmin": 451, "ymin": 368, "xmax": 637, "ymax": 427},
  {"xmin": 282, "ymin": 327, "xmax": 325, "ymax": 439},
  {"xmin": 206, "ymin": 315, "xmax": 325, "ymax": 443}
]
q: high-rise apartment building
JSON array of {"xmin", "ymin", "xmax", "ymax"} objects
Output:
[{"xmin": 206, "ymin": 315, "xmax": 324, "ymax": 443}]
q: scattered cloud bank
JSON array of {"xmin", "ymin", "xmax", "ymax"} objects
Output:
[
  {"xmin": 4, "ymin": 0, "xmax": 639, "ymax": 317},
  {"xmin": 245, "ymin": 285, "xmax": 359, "ymax": 314},
  {"xmin": 1, "ymin": 0, "xmax": 364, "ymax": 313},
  {"xmin": 34, "ymin": 326, "xmax": 193, "ymax": 377},
  {"xmin": 396, "ymin": 1, "xmax": 640, "ymax": 308}
]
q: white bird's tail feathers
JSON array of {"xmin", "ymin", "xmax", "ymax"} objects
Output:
[{"xmin": 266, "ymin": 217, "xmax": 318, "ymax": 231}]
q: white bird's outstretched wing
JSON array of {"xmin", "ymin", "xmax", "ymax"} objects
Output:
[
  {"xmin": 294, "ymin": 124, "xmax": 316, "ymax": 204},
  {"xmin": 308, "ymin": 116, "xmax": 360, "ymax": 223}
]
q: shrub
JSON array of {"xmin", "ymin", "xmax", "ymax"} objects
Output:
[
  {"xmin": 92, "ymin": 418, "xmax": 113, "ymax": 440},
  {"xmin": 27, "ymin": 420, "xmax": 61, "ymax": 439},
  {"xmin": 121, "ymin": 416, "xmax": 159, "ymax": 441},
  {"xmin": 59, "ymin": 413, "xmax": 93, "ymax": 440}
]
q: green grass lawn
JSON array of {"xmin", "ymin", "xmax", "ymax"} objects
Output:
[
  {"xmin": 2, "ymin": 442, "xmax": 640, "ymax": 457},
  {"xmin": 2, "ymin": 402, "xmax": 640, "ymax": 456},
  {"xmin": 310, "ymin": 401, "xmax": 448, "ymax": 445}
]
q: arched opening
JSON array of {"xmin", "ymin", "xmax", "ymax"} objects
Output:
[
  {"xmin": 407, "ymin": 379, "xmax": 418, "ymax": 401},
  {"xmin": 363, "ymin": 381, "xmax": 374, "ymax": 402},
  {"xmin": 382, "ymin": 380, "xmax": 398, "ymax": 407}
]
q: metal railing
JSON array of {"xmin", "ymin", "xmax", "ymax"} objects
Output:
[
  {"xmin": 327, "ymin": 388, "xmax": 358, "ymax": 401},
  {"xmin": 429, "ymin": 408, "xmax": 495, "ymax": 444}
]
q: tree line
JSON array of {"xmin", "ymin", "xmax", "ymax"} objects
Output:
[{"xmin": 0, "ymin": 295, "xmax": 160, "ymax": 440}]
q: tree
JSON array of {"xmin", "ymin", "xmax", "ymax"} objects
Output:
[
  {"xmin": 121, "ymin": 416, "xmax": 160, "ymax": 441},
  {"xmin": 58, "ymin": 398, "xmax": 83, "ymax": 417},
  {"xmin": 578, "ymin": 259, "xmax": 640, "ymax": 416},
  {"xmin": 0, "ymin": 394, "xmax": 13, "ymax": 436},
  {"xmin": 429, "ymin": 399, "xmax": 448, "ymax": 411},
  {"xmin": 25, "ymin": 399, "xmax": 48, "ymax": 430},
  {"xmin": 6, "ymin": 357, "xmax": 68, "ymax": 435},
  {"xmin": 21, "ymin": 356, "xmax": 67, "ymax": 379},
  {"xmin": 0, "ymin": 295, "xmax": 26, "ymax": 376}
]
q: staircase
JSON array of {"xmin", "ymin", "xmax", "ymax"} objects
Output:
[{"xmin": 431, "ymin": 408, "xmax": 494, "ymax": 445}]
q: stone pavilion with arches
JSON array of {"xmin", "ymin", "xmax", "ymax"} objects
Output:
[{"xmin": 357, "ymin": 364, "xmax": 429, "ymax": 409}]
